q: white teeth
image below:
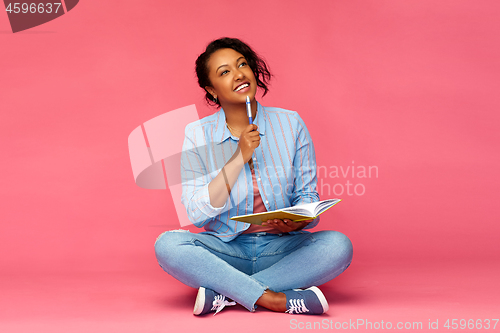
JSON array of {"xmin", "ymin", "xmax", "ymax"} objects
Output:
[{"xmin": 235, "ymin": 83, "xmax": 249, "ymax": 92}]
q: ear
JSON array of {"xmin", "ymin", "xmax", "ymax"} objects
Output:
[{"xmin": 205, "ymin": 86, "xmax": 216, "ymax": 98}]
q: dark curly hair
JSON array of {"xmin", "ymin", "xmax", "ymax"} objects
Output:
[{"xmin": 195, "ymin": 37, "xmax": 272, "ymax": 106}]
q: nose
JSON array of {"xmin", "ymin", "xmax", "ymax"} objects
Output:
[{"xmin": 234, "ymin": 67, "xmax": 245, "ymax": 80}]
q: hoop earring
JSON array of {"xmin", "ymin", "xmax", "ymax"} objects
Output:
[{"xmin": 213, "ymin": 96, "xmax": 218, "ymax": 103}]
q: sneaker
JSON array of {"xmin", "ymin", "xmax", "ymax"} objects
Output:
[
  {"xmin": 193, "ymin": 287, "xmax": 236, "ymax": 316},
  {"xmin": 282, "ymin": 286, "xmax": 329, "ymax": 314}
]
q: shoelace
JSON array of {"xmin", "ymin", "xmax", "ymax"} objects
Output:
[
  {"xmin": 211, "ymin": 295, "xmax": 236, "ymax": 316},
  {"xmin": 285, "ymin": 299, "xmax": 310, "ymax": 314}
]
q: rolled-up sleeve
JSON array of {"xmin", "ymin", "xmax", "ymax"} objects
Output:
[{"xmin": 180, "ymin": 124, "xmax": 226, "ymax": 227}]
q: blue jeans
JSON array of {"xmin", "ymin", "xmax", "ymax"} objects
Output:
[{"xmin": 154, "ymin": 230, "xmax": 353, "ymax": 312}]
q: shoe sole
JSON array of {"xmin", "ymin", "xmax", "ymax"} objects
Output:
[
  {"xmin": 306, "ymin": 286, "xmax": 329, "ymax": 313},
  {"xmin": 193, "ymin": 287, "xmax": 206, "ymax": 315}
]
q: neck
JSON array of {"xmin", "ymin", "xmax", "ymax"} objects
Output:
[{"xmin": 223, "ymin": 100, "xmax": 258, "ymax": 130}]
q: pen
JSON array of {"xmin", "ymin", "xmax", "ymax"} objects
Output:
[{"xmin": 246, "ymin": 96, "xmax": 253, "ymax": 125}]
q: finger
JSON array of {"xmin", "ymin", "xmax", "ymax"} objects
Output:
[
  {"xmin": 241, "ymin": 134, "xmax": 259, "ymax": 142},
  {"xmin": 269, "ymin": 219, "xmax": 282, "ymax": 226},
  {"xmin": 264, "ymin": 220, "xmax": 280, "ymax": 229},
  {"xmin": 262, "ymin": 219, "xmax": 273, "ymax": 226},
  {"xmin": 273, "ymin": 219, "xmax": 290, "ymax": 229},
  {"xmin": 250, "ymin": 137, "xmax": 260, "ymax": 144},
  {"xmin": 243, "ymin": 124, "xmax": 258, "ymax": 133}
]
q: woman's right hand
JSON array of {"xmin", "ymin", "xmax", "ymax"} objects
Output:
[{"xmin": 239, "ymin": 124, "xmax": 260, "ymax": 163}]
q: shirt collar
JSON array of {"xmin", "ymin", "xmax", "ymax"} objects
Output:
[{"xmin": 215, "ymin": 101, "xmax": 267, "ymax": 144}]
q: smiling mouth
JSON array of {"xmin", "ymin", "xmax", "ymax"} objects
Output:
[{"xmin": 234, "ymin": 83, "xmax": 249, "ymax": 92}]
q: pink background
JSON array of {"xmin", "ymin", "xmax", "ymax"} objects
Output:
[{"xmin": 1, "ymin": 0, "xmax": 499, "ymax": 332}]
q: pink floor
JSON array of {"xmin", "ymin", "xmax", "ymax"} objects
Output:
[{"xmin": 2, "ymin": 258, "xmax": 499, "ymax": 333}]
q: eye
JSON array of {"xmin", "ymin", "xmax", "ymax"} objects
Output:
[
  {"xmin": 220, "ymin": 70, "xmax": 229, "ymax": 76},
  {"xmin": 239, "ymin": 62, "xmax": 247, "ymax": 67}
]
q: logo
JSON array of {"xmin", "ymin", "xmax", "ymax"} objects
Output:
[{"xmin": 3, "ymin": 0, "xmax": 78, "ymax": 33}]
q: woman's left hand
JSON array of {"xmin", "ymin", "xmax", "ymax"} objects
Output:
[{"xmin": 261, "ymin": 219, "xmax": 313, "ymax": 233}]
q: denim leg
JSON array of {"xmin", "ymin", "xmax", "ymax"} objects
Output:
[
  {"xmin": 251, "ymin": 230, "xmax": 353, "ymax": 292},
  {"xmin": 154, "ymin": 230, "xmax": 267, "ymax": 312}
]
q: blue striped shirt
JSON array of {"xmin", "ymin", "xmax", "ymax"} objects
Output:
[{"xmin": 180, "ymin": 102, "xmax": 320, "ymax": 242}]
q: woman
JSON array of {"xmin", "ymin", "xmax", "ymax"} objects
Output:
[{"xmin": 154, "ymin": 37, "xmax": 352, "ymax": 315}]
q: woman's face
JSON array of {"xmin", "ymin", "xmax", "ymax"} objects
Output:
[{"xmin": 205, "ymin": 48, "xmax": 257, "ymax": 106}]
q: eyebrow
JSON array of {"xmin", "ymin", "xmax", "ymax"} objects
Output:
[{"xmin": 216, "ymin": 56, "xmax": 245, "ymax": 74}]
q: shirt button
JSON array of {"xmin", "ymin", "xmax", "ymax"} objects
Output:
[
  {"xmin": 257, "ymin": 178, "xmax": 261, "ymax": 181},
  {"xmin": 265, "ymin": 200, "xmax": 269, "ymax": 204},
  {"xmin": 253, "ymin": 158, "xmax": 256, "ymax": 161}
]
